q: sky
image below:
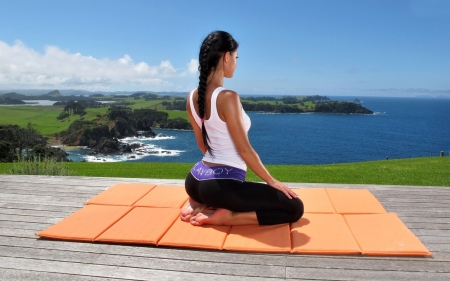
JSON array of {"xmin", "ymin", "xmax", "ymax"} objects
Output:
[{"xmin": 0, "ymin": 0, "xmax": 449, "ymax": 97}]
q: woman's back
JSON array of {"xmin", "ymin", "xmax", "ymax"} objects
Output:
[{"xmin": 189, "ymin": 87, "xmax": 251, "ymax": 170}]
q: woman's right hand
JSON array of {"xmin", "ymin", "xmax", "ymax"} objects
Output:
[{"xmin": 266, "ymin": 179, "xmax": 298, "ymax": 199}]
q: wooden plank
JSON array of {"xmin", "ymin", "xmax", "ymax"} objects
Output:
[
  {"xmin": 378, "ymin": 197, "xmax": 450, "ymax": 203},
  {"xmin": 0, "ymin": 236, "xmax": 289, "ymax": 267},
  {"xmin": 1, "ymin": 202, "xmax": 81, "ymax": 213},
  {"xmin": 0, "ymin": 245, "xmax": 286, "ymax": 278},
  {"xmin": 396, "ymin": 216, "xmax": 450, "ymax": 224},
  {"xmin": 0, "ymin": 214, "xmax": 65, "ymax": 224},
  {"xmin": 411, "ymin": 229, "xmax": 450, "ymax": 237},
  {"xmin": 0, "ymin": 268, "xmax": 126, "ymax": 281},
  {"xmin": 0, "ymin": 220, "xmax": 52, "ymax": 230},
  {"xmin": 0, "ymin": 182, "xmax": 108, "ymax": 191},
  {"xmin": 286, "ymin": 266, "xmax": 450, "ymax": 281},
  {"xmin": 284, "ymin": 255, "xmax": 449, "ymax": 273},
  {"xmin": 419, "ymin": 235, "xmax": 450, "ymax": 244},
  {"xmin": 374, "ymin": 185, "xmax": 450, "ymax": 191},
  {"xmin": 0, "ymin": 175, "xmax": 185, "ymax": 186},
  {"xmin": 0, "ymin": 256, "xmax": 282, "ymax": 281},
  {"xmin": 403, "ymin": 222, "xmax": 450, "ymax": 230},
  {"xmin": 0, "ymin": 193, "xmax": 92, "ymax": 206},
  {"xmin": 0, "ymin": 234, "xmax": 447, "ymax": 269},
  {"xmin": 0, "ymin": 207, "xmax": 76, "ymax": 218},
  {"xmin": 0, "ymin": 186, "xmax": 102, "ymax": 197},
  {"xmin": 394, "ymin": 211, "xmax": 450, "ymax": 218}
]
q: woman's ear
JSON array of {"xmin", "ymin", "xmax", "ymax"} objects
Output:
[{"xmin": 223, "ymin": 52, "xmax": 230, "ymax": 63}]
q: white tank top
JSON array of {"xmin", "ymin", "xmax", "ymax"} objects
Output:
[{"xmin": 190, "ymin": 87, "xmax": 251, "ymax": 170}]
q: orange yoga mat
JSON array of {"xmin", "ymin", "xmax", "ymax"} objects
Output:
[
  {"xmin": 223, "ymin": 224, "xmax": 291, "ymax": 253},
  {"xmin": 291, "ymin": 213, "xmax": 361, "ymax": 255},
  {"xmin": 36, "ymin": 184, "xmax": 431, "ymax": 256},
  {"xmin": 85, "ymin": 183, "xmax": 156, "ymax": 206},
  {"xmin": 293, "ymin": 188, "xmax": 336, "ymax": 213},
  {"xmin": 96, "ymin": 207, "xmax": 180, "ymax": 245},
  {"xmin": 344, "ymin": 214, "xmax": 432, "ymax": 256},
  {"xmin": 134, "ymin": 185, "xmax": 189, "ymax": 208},
  {"xmin": 158, "ymin": 218, "xmax": 230, "ymax": 250},
  {"xmin": 37, "ymin": 205, "xmax": 132, "ymax": 242},
  {"xmin": 326, "ymin": 188, "xmax": 387, "ymax": 214}
]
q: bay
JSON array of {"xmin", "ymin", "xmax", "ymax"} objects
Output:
[{"xmin": 67, "ymin": 96, "xmax": 450, "ymax": 164}]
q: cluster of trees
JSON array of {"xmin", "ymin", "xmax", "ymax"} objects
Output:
[
  {"xmin": 54, "ymin": 100, "xmax": 106, "ymax": 108},
  {"xmin": 241, "ymin": 96, "xmax": 277, "ymax": 102},
  {"xmin": 59, "ymin": 106, "xmax": 191, "ymax": 152},
  {"xmin": 314, "ymin": 101, "xmax": 373, "ymax": 114},
  {"xmin": 241, "ymin": 95, "xmax": 330, "ymax": 104},
  {"xmin": 0, "ymin": 124, "xmax": 70, "ymax": 162},
  {"xmin": 302, "ymin": 95, "xmax": 331, "ymax": 102},
  {"xmin": 57, "ymin": 101, "xmax": 87, "ymax": 120},
  {"xmin": 161, "ymin": 100, "xmax": 186, "ymax": 110},
  {"xmin": 159, "ymin": 117, "xmax": 191, "ymax": 129},
  {"xmin": 0, "ymin": 96, "xmax": 26, "ymax": 104},
  {"xmin": 242, "ymin": 102, "xmax": 303, "ymax": 113},
  {"xmin": 279, "ymin": 96, "xmax": 299, "ymax": 104}
]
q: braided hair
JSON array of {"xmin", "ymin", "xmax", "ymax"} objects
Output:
[{"xmin": 198, "ymin": 31, "xmax": 239, "ymax": 155}]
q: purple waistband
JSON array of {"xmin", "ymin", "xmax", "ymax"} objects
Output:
[{"xmin": 190, "ymin": 161, "xmax": 246, "ymax": 182}]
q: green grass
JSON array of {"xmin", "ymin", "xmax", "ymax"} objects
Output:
[
  {"xmin": 5, "ymin": 156, "xmax": 75, "ymax": 176},
  {"xmin": 160, "ymin": 110, "xmax": 188, "ymax": 120},
  {"xmin": 0, "ymin": 106, "xmax": 110, "ymax": 135},
  {"xmin": 1, "ymin": 157, "xmax": 448, "ymax": 186},
  {"xmin": 0, "ymin": 102, "xmax": 189, "ymax": 135}
]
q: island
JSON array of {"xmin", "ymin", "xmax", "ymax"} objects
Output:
[{"xmin": 240, "ymin": 95, "xmax": 373, "ymax": 114}]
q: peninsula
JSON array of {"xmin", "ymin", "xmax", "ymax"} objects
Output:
[{"xmin": 241, "ymin": 95, "xmax": 373, "ymax": 114}]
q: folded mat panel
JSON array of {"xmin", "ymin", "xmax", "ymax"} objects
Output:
[
  {"xmin": 134, "ymin": 185, "xmax": 189, "ymax": 208},
  {"xmin": 326, "ymin": 188, "xmax": 387, "ymax": 214},
  {"xmin": 291, "ymin": 213, "xmax": 361, "ymax": 255},
  {"xmin": 95, "ymin": 207, "xmax": 180, "ymax": 245},
  {"xmin": 223, "ymin": 224, "xmax": 291, "ymax": 253},
  {"xmin": 293, "ymin": 188, "xmax": 336, "ymax": 214},
  {"xmin": 158, "ymin": 218, "xmax": 230, "ymax": 250},
  {"xmin": 36, "ymin": 205, "xmax": 132, "ymax": 242},
  {"xmin": 85, "ymin": 183, "xmax": 156, "ymax": 206},
  {"xmin": 344, "ymin": 213, "xmax": 432, "ymax": 256}
]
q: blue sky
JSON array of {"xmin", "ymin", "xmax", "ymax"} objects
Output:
[{"xmin": 0, "ymin": 0, "xmax": 449, "ymax": 96}]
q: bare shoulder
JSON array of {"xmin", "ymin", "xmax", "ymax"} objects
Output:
[{"xmin": 218, "ymin": 89, "xmax": 240, "ymax": 105}]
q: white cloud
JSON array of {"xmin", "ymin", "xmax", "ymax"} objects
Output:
[
  {"xmin": 0, "ymin": 40, "xmax": 194, "ymax": 90},
  {"xmin": 187, "ymin": 59, "xmax": 199, "ymax": 74}
]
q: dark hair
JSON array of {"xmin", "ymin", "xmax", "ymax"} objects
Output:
[{"xmin": 198, "ymin": 31, "xmax": 239, "ymax": 155}]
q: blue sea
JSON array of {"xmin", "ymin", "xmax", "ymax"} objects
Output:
[{"xmin": 67, "ymin": 96, "xmax": 450, "ymax": 164}]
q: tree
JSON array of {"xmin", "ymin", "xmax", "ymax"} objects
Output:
[
  {"xmin": 0, "ymin": 124, "xmax": 69, "ymax": 162},
  {"xmin": 57, "ymin": 101, "xmax": 87, "ymax": 120}
]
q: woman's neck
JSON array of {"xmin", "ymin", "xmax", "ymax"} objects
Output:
[{"xmin": 207, "ymin": 69, "xmax": 224, "ymax": 88}]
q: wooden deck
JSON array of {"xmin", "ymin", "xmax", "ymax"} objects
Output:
[{"xmin": 0, "ymin": 175, "xmax": 449, "ymax": 280}]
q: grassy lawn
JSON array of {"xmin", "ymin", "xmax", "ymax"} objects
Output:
[
  {"xmin": 1, "ymin": 157, "xmax": 449, "ymax": 186},
  {"xmin": 0, "ymin": 106, "xmax": 110, "ymax": 135}
]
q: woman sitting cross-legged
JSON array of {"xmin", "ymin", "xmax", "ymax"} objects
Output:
[{"xmin": 181, "ymin": 30, "xmax": 304, "ymax": 226}]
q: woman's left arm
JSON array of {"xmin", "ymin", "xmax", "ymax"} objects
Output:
[{"xmin": 218, "ymin": 90, "xmax": 297, "ymax": 199}]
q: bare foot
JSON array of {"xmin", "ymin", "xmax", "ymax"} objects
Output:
[
  {"xmin": 190, "ymin": 208, "xmax": 233, "ymax": 226},
  {"xmin": 180, "ymin": 198, "xmax": 207, "ymax": 222}
]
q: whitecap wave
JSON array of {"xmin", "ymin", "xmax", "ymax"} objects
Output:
[{"xmin": 121, "ymin": 133, "xmax": 175, "ymax": 142}]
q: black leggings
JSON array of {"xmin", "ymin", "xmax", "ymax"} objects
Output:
[{"xmin": 185, "ymin": 172, "xmax": 304, "ymax": 225}]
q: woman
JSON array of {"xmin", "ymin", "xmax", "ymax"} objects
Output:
[{"xmin": 181, "ymin": 31, "xmax": 304, "ymax": 226}]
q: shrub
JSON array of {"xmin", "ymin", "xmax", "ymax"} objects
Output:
[{"xmin": 8, "ymin": 156, "xmax": 75, "ymax": 176}]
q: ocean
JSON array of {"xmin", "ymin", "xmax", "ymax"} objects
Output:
[{"xmin": 67, "ymin": 96, "xmax": 450, "ymax": 165}]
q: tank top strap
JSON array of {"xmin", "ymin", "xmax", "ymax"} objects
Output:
[
  {"xmin": 189, "ymin": 89, "xmax": 201, "ymax": 125},
  {"xmin": 210, "ymin": 87, "xmax": 225, "ymax": 120}
]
